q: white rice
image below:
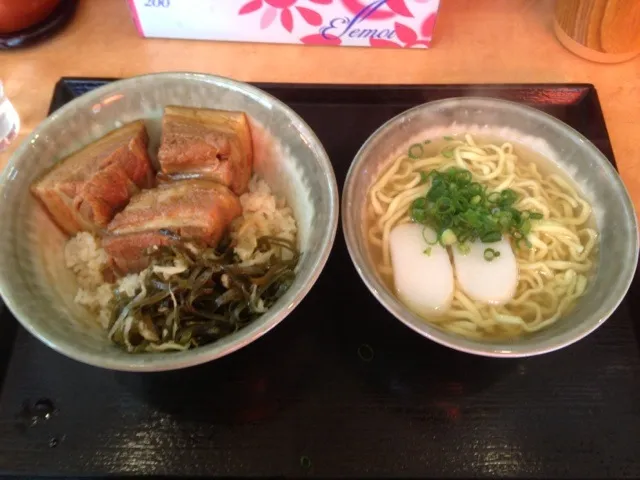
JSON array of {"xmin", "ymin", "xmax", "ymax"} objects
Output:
[
  {"xmin": 65, "ymin": 232, "xmax": 109, "ymax": 290},
  {"xmin": 231, "ymin": 176, "xmax": 297, "ymax": 266},
  {"xmin": 64, "ymin": 175, "xmax": 297, "ymax": 329}
]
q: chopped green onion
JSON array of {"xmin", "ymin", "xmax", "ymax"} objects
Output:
[
  {"xmin": 436, "ymin": 197, "xmax": 454, "ymax": 215},
  {"xmin": 423, "ymin": 246, "xmax": 432, "ymax": 255},
  {"xmin": 487, "ymin": 191, "xmax": 501, "ymax": 203},
  {"xmin": 408, "ymin": 167, "xmax": 542, "ymax": 250},
  {"xmin": 457, "ymin": 243, "xmax": 471, "ymax": 255},
  {"xmin": 481, "ymin": 231, "xmax": 502, "ymax": 243},
  {"xmin": 413, "ymin": 197, "xmax": 427, "ymax": 209},
  {"xmin": 500, "ymin": 189, "xmax": 517, "ymax": 206},
  {"xmin": 484, "ymin": 248, "xmax": 501, "ymax": 261},
  {"xmin": 412, "ymin": 208, "xmax": 427, "ymax": 223},
  {"xmin": 424, "ymin": 139, "xmax": 432, "ymax": 144},
  {"xmin": 442, "ymin": 150, "xmax": 454, "ymax": 159},
  {"xmin": 443, "ymin": 135, "xmax": 454, "ymax": 141},
  {"xmin": 408, "ymin": 143, "xmax": 424, "ymax": 159},
  {"xmin": 441, "ymin": 229, "xmax": 457, "ymax": 246},
  {"xmin": 454, "ymin": 170, "xmax": 472, "ymax": 185},
  {"xmin": 421, "ymin": 225, "xmax": 438, "ymax": 245},
  {"xmin": 419, "ymin": 171, "xmax": 429, "ymax": 184}
]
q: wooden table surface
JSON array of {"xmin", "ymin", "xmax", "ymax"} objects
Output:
[{"xmin": 1, "ymin": 0, "xmax": 639, "ymax": 209}]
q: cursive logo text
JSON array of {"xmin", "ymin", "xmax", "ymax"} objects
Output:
[{"xmin": 320, "ymin": 0, "xmax": 396, "ymax": 40}]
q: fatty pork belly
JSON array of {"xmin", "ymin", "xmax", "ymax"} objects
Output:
[
  {"xmin": 30, "ymin": 120, "xmax": 155, "ymax": 235},
  {"xmin": 103, "ymin": 179, "xmax": 242, "ymax": 274},
  {"xmin": 157, "ymin": 106, "xmax": 253, "ymax": 195}
]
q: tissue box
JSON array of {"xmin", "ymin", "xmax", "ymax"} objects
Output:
[{"xmin": 127, "ymin": 0, "xmax": 440, "ymax": 48}]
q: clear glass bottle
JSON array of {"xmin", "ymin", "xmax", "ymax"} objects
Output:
[{"xmin": 0, "ymin": 80, "xmax": 20, "ymax": 152}]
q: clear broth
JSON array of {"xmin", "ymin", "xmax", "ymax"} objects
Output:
[{"xmin": 365, "ymin": 134, "xmax": 599, "ymax": 341}]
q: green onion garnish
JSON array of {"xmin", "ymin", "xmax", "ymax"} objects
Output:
[
  {"xmin": 440, "ymin": 228, "xmax": 457, "ymax": 246},
  {"xmin": 408, "ymin": 143, "xmax": 424, "ymax": 159},
  {"xmin": 424, "ymin": 140, "xmax": 432, "ymax": 144},
  {"xmin": 442, "ymin": 150, "xmax": 454, "ymax": 159},
  {"xmin": 419, "ymin": 171, "xmax": 429, "ymax": 184},
  {"xmin": 443, "ymin": 135, "xmax": 454, "ymax": 141},
  {"xmin": 409, "ymin": 167, "xmax": 542, "ymax": 249},
  {"xmin": 300, "ymin": 456, "xmax": 312, "ymax": 469},
  {"xmin": 484, "ymin": 248, "xmax": 501, "ymax": 261},
  {"xmin": 457, "ymin": 243, "xmax": 471, "ymax": 255},
  {"xmin": 421, "ymin": 225, "xmax": 438, "ymax": 246}
]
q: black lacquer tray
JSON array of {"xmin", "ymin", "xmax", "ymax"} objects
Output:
[{"xmin": 0, "ymin": 79, "xmax": 639, "ymax": 478}]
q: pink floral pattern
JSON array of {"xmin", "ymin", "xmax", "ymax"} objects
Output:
[
  {"xmin": 421, "ymin": 12, "xmax": 437, "ymax": 38},
  {"xmin": 239, "ymin": 0, "xmax": 333, "ymax": 32},
  {"xmin": 240, "ymin": 0, "xmax": 438, "ymax": 49},
  {"xmin": 369, "ymin": 21, "xmax": 431, "ymax": 48},
  {"xmin": 341, "ymin": 0, "xmax": 413, "ymax": 20},
  {"xmin": 300, "ymin": 33, "xmax": 342, "ymax": 45}
]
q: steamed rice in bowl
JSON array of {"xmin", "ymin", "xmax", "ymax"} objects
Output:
[
  {"xmin": 232, "ymin": 176, "xmax": 297, "ymax": 266},
  {"xmin": 30, "ymin": 105, "xmax": 311, "ymax": 354},
  {"xmin": 66, "ymin": 175, "xmax": 298, "ymax": 338},
  {"xmin": 0, "ymin": 72, "xmax": 337, "ymax": 371}
]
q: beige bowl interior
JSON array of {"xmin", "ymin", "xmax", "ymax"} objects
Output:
[
  {"xmin": 342, "ymin": 97, "xmax": 638, "ymax": 357},
  {"xmin": 0, "ymin": 73, "xmax": 338, "ymax": 371}
]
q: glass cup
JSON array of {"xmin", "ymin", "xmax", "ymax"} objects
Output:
[{"xmin": 0, "ymin": 80, "xmax": 20, "ymax": 153}]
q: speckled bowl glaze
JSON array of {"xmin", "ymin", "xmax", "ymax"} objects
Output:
[
  {"xmin": 343, "ymin": 97, "xmax": 638, "ymax": 357},
  {"xmin": 0, "ymin": 72, "xmax": 339, "ymax": 371}
]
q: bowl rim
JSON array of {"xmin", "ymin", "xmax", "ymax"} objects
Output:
[
  {"xmin": 342, "ymin": 96, "xmax": 639, "ymax": 358},
  {"xmin": 0, "ymin": 71, "xmax": 340, "ymax": 371}
]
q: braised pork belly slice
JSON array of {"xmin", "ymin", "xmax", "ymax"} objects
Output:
[
  {"xmin": 101, "ymin": 231, "xmax": 177, "ymax": 276},
  {"xmin": 157, "ymin": 106, "xmax": 253, "ymax": 195},
  {"xmin": 30, "ymin": 120, "xmax": 155, "ymax": 235},
  {"xmin": 103, "ymin": 179, "xmax": 242, "ymax": 274}
]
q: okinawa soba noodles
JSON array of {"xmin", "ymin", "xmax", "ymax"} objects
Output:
[{"xmin": 367, "ymin": 134, "xmax": 598, "ymax": 340}]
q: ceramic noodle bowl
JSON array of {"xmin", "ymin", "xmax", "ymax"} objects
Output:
[{"xmin": 342, "ymin": 97, "xmax": 638, "ymax": 357}]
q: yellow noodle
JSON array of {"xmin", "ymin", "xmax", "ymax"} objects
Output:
[{"xmin": 366, "ymin": 134, "xmax": 598, "ymax": 340}]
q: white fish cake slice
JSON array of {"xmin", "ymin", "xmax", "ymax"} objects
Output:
[
  {"xmin": 452, "ymin": 237, "xmax": 518, "ymax": 305},
  {"xmin": 389, "ymin": 223, "xmax": 454, "ymax": 316}
]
